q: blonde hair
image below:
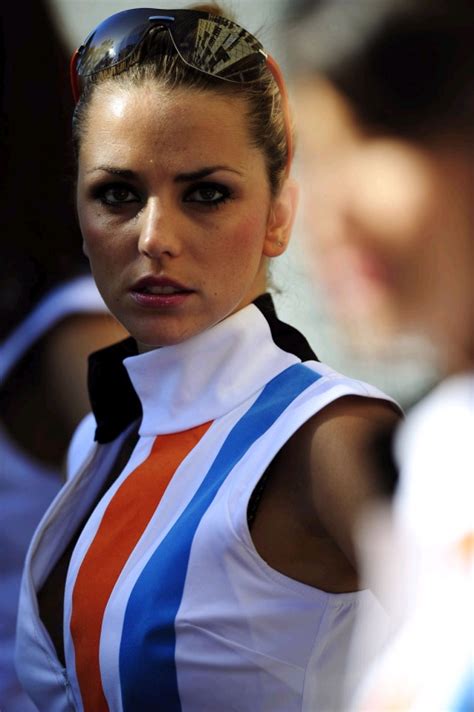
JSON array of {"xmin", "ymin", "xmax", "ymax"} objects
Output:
[{"xmin": 73, "ymin": 3, "xmax": 291, "ymax": 195}]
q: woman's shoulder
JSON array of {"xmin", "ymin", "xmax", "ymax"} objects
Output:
[
  {"xmin": 278, "ymin": 390, "xmax": 401, "ymax": 563},
  {"xmin": 292, "ymin": 392, "xmax": 401, "ymax": 470},
  {"xmin": 284, "ymin": 390, "xmax": 400, "ymax": 495},
  {"xmin": 248, "ymin": 393, "xmax": 400, "ymax": 591}
]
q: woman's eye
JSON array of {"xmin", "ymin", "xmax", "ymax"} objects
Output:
[
  {"xmin": 97, "ymin": 185, "xmax": 140, "ymax": 206},
  {"xmin": 183, "ymin": 183, "xmax": 231, "ymax": 206}
]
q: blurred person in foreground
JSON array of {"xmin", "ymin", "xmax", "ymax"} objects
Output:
[
  {"xmin": 288, "ymin": 0, "xmax": 473, "ymax": 708},
  {"xmin": 0, "ymin": 2, "xmax": 125, "ymax": 709}
]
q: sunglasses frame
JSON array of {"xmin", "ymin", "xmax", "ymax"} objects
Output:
[{"xmin": 70, "ymin": 8, "xmax": 293, "ymax": 173}]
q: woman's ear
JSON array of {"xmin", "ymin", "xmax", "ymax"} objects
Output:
[
  {"xmin": 263, "ymin": 178, "xmax": 299, "ymax": 257},
  {"xmin": 82, "ymin": 238, "xmax": 90, "ymax": 259}
]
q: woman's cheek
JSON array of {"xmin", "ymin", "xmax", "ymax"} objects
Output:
[
  {"xmin": 211, "ymin": 212, "xmax": 267, "ymax": 266},
  {"xmin": 78, "ymin": 203, "xmax": 99, "ymax": 244},
  {"xmin": 79, "ymin": 209, "xmax": 117, "ymax": 254},
  {"xmin": 239, "ymin": 213, "xmax": 266, "ymax": 245}
]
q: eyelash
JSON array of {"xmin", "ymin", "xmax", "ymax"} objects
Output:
[
  {"xmin": 93, "ymin": 183, "xmax": 140, "ymax": 207},
  {"xmin": 183, "ymin": 182, "xmax": 232, "ymax": 209},
  {"xmin": 92, "ymin": 181, "xmax": 233, "ymax": 210}
]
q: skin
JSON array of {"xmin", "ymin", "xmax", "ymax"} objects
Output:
[
  {"xmin": 296, "ymin": 78, "xmax": 474, "ymax": 374},
  {"xmin": 77, "ymin": 82, "xmax": 294, "ymax": 352}
]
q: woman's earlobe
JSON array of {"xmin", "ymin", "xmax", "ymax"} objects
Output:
[
  {"xmin": 82, "ymin": 239, "xmax": 90, "ymax": 259},
  {"xmin": 263, "ymin": 178, "xmax": 299, "ymax": 258}
]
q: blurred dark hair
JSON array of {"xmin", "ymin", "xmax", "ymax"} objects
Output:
[
  {"xmin": 287, "ymin": 0, "xmax": 474, "ymax": 144},
  {"xmin": 0, "ymin": 1, "xmax": 87, "ymax": 341}
]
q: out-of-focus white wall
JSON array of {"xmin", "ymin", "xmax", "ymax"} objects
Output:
[{"xmin": 48, "ymin": 0, "xmax": 433, "ymax": 405}]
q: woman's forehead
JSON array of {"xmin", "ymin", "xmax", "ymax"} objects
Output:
[
  {"xmin": 85, "ymin": 82, "xmax": 249, "ymax": 140},
  {"xmin": 79, "ymin": 83, "xmax": 263, "ymax": 179}
]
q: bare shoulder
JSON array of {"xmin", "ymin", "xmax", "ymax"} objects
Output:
[
  {"xmin": 302, "ymin": 395, "xmax": 401, "ymax": 466},
  {"xmin": 286, "ymin": 395, "xmax": 400, "ymax": 473},
  {"xmin": 249, "ymin": 395, "xmax": 401, "ymax": 590},
  {"xmin": 284, "ymin": 396, "xmax": 402, "ymax": 564}
]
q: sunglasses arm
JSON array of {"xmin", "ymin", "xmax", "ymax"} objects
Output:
[{"xmin": 266, "ymin": 54, "xmax": 293, "ymax": 177}]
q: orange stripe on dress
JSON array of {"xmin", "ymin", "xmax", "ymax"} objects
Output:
[{"xmin": 70, "ymin": 422, "xmax": 212, "ymax": 712}]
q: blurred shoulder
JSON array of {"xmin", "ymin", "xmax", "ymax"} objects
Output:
[{"xmin": 66, "ymin": 412, "xmax": 97, "ymax": 481}]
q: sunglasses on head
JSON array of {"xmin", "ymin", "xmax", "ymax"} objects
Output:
[{"xmin": 70, "ymin": 8, "xmax": 293, "ymax": 170}]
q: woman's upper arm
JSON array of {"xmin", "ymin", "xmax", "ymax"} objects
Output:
[{"xmin": 305, "ymin": 396, "xmax": 401, "ymax": 566}]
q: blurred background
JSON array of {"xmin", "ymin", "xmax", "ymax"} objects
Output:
[{"xmin": 47, "ymin": 0, "xmax": 435, "ymax": 406}]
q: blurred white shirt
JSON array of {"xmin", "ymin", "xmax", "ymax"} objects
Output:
[{"xmin": 348, "ymin": 374, "xmax": 474, "ymax": 711}]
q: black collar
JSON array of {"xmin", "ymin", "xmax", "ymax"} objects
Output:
[
  {"xmin": 88, "ymin": 336, "xmax": 141, "ymax": 443},
  {"xmin": 254, "ymin": 293, "xmax": 317, "ymax": 363}
]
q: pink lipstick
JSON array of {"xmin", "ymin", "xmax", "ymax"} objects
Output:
[{"xmin": 130, "ymin": 276, "xmax": 193, "ymax": 308}]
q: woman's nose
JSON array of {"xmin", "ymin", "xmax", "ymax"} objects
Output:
[{"xmin": 137, "ymin": 199, "xmax": 181, "ymax": 259}]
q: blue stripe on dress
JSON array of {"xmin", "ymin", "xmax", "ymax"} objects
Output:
[{"xmin": 119, "ymin": 363, "xmax": 321, "ymax": 711}]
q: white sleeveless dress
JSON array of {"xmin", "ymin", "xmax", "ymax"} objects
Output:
[{"xmin": 16, "ymin": 295, "xmax": 396, "ymax": 712}]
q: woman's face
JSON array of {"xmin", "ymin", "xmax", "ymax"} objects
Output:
[
  {"xmin": 296, "ymin": 79, "xmax": 474, "ymax": 371},
  {"xmin": 77, "ymin": 83, "xmax": 292, "ymax": 351}
]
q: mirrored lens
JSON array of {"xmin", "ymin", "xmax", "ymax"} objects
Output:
[
  {"xmin": 170, "ymin": 14, "xmax": 266, "ymax": 82},
  {"xmin": 76, "ymin": 8, "xmax": 156, "ymax": 77}
]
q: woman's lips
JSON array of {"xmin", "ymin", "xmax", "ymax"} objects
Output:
[{"xmin": 130, "ymin": 276, "xmax": 194, "ymax": 308}]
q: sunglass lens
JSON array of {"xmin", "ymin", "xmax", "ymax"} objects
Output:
[
  {"xmin": 170, "ymin": 15, "xmax": 266, "ymax": 82},
  {"xmin": 77, "ymin": 8, "xmax": 154, "ymax": 77}
]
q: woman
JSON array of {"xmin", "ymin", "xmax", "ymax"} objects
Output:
[
  {"xmin": 289, "ymin": 0, "xmax": 473, "ymax": 708},
  {"xmin": 16, "ymin": 5, "xmax": 399, "ymax": 711}
]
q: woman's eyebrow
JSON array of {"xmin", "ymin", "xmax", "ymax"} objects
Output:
[
  {"xmin": 86, "ymin": 166, "xmax": 136, "ymax": 177},
  {"xmin": 174, "ymin": 165, "xmax": 243, "ymax": 182},
  {"xmin": 85, "ymin": 165, "xmax": 243, "ymax": 180}
]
